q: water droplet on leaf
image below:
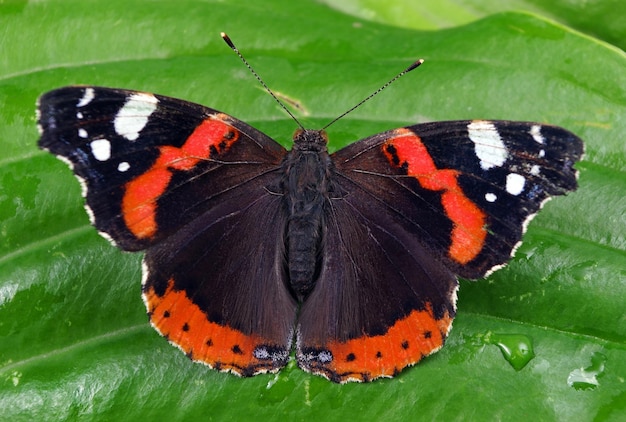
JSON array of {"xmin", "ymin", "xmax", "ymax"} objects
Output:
[
  {"xmin": 486, "ymin": 333, "xmax": 535, "ymax": 371},
  {"xmin": 567, "ymin": 351, "xmax": 606, "ymax": 390}
]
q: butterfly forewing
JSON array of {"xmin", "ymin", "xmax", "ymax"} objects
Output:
[
  {"xmin": 37, "ymin": 86, "xmax": 287, "ymax": 250},
  {"xmin": 331, "ymin": 120, "xmax": 583, "ymax": 279}
]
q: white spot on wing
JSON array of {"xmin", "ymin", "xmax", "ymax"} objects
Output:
[
  {"xmin": 77, "ymin": 88, "xmax": 95, "ymax": 107},
  {"xmin": 317, "ymin": 351, "xmax": 333, "ymax": 363},
  {"xmin": 530, "ymin": 165, "xmax": 540, "ymax": 176},
  {"xmin": 77, "ymin": 111, "xmax": 83, "ymax": 119},
  {"xmin": 90, "ymin": 139, "xmax": 111, "ymax": 161},
  {"xmin": 50, "ymin": 150, "xmax": 121, "ymax": 248},
  {"xmin": 468, "ymin": 120, "xmax": 508, "ymax": 170},
  {"xmin": 117, "ymin": 161, "xmax": 130, "ymax": 172},
  {"xmin": 254, "ymin": 347, "xmax": 270, "ymax": 360},
  {"xmin": 114, "ymin": 93, "xmax": 158, "ymax": 141},
  {"xmin": 506, "ymin": 173, "xmax": 526, "ymax": 196},
  {"xmin": 485, "ymin": 192, "xmax": 497, "ymax": 202},
  {"xmin": 78, "ymin": 128, "xmax": 88, "ymax": 138},
  {"xmin": 530, "ymin": 125, "xmax": 544, "ymax": 144}
]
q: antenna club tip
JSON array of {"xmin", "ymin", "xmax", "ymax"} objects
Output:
[
  {"xmin": 221, "ymin": 32, "xmax": 236, "ymax": 49},
  {"xmin": 407, "ymin": 59, "xmax": 425, "ymax": 72}
]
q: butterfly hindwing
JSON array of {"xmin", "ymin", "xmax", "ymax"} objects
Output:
[
  {"xmin": 37, "ymin": 86, "xmax": 287, "ymax": 250},
  {"xmin": 296, "ymin": 182, "xmax": 458, "ymax": 382},
  {"xmin": 143, "ymin": 180, "xmax": 297, "ymax": 376}
]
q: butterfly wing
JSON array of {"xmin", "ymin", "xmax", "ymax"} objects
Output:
[
  {"xmin": 296, "ymin": 189, "xmax": 457, "ymax": 382},
  {"xmin": 297, "ymin": 120, "xmax": 583, "ymax": 382},
  {"xmin": 332, "ymin": 120, "xmax": 583, "ymax": 279},
  {"xmin": 38, "ymin": 86, "xmax": 296, "ymax": 375},
  {"xmin": 38, "ymin": 86, "xmax": 287, "ymax": 250},
  {"xmin": 143, "ymin": 183, "xmax": 297, "ymax": 375}
]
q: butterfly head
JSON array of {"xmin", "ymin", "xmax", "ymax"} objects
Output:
[{"xmin": 292, "ymin": 129, "xmax": 329, "ymax": 152}]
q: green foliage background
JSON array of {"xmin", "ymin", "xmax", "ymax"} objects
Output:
[{"xmin": 1, "ymin": 0, "xmax": 624, "ymax": 420}]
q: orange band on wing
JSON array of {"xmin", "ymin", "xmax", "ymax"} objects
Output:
[
  {"xmin": 322, "ymin": 305, "xmax": 453, "ymax": 382},
  {"xmin": 383, "ymin": 129, "xmax": 486, "ymax": 264},
  {"xmin": 144, "ymin": 279, "xmax": 284, "ymax": 375},
  {"xmin": 122, "ymin": 117, "xmax": 239, "ymax": 239}
]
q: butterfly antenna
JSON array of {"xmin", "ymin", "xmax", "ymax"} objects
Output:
[
  {"xmin": 321, "ymin": 59, "xmax": 424, "ymax": 130},
  {"xmin": 221, "ymin": 32, "xmax": 306, "ymax": 130}
]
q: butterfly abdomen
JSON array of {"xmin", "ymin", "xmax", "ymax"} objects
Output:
[{"xmin": 284, "ymin": 130, "xmax": 333, "ymax": 301}]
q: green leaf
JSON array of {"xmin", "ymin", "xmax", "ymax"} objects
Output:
[
  {"xmin": 320, "ymin": 0, "xmax": 626, "ymax": 52},
  {"xmin": 1, "ymin": 1, "xmax": 624, "ymax": 420}
]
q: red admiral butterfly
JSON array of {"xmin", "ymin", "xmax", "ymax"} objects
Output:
[{"xmin": 36, "ymin": 34, "xmax": 583, "ymax": 383}]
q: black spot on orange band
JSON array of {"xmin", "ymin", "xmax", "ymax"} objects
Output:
[
  {"xmin": 301, "ymin": 304, "xmax": 453, "ymax": 383},
  {"xmin": 143, "ymin": 278, "xmax": 287, "ymax": 376}
]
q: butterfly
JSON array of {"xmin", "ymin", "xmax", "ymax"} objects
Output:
[{"xmin": 37, "ymin": 38, "xmax": 583, "ymax": 383}]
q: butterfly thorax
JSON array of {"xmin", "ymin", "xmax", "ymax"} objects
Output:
[{"xmin": 283, "ymin": 129, "xmax": 333, "ymax": 301}]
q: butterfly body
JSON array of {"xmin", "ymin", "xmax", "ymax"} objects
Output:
[
  {"xmin": 282, "ymin": 129, "xmax": 333, "ymax": 300},
  {"xmin": 37, "ymin": 86, "xmax": 583, "ymax": 383}
]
